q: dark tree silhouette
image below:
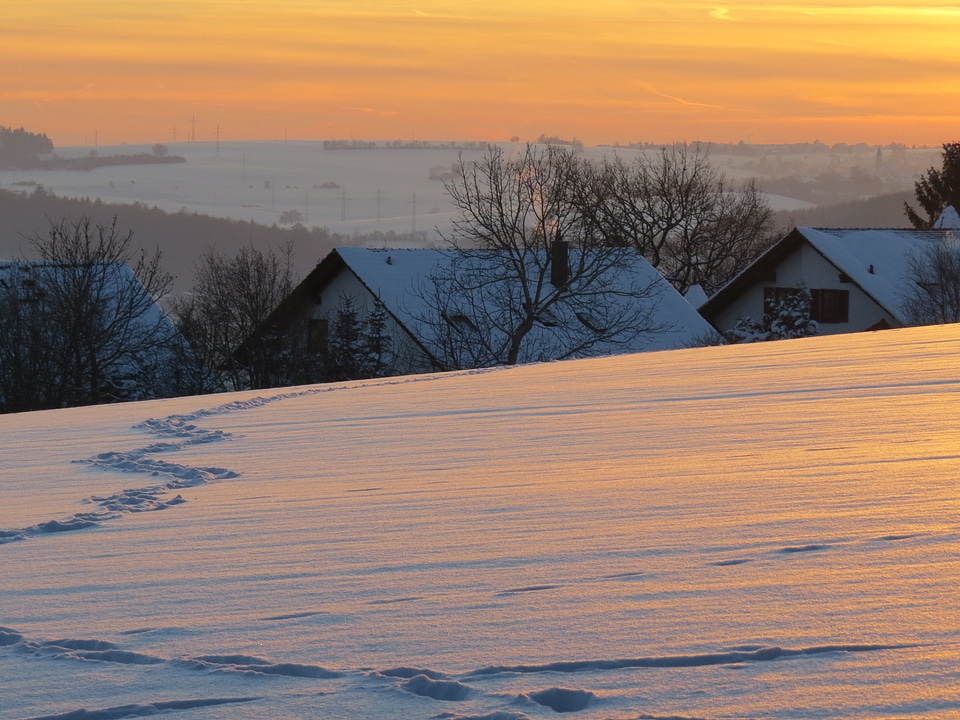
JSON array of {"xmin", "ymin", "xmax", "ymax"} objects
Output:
[
  {"xmin": 171, "ymin": 244, "xmax": 297, "ymax": 391},
  {"xmin": 588, "ymin": 143, "xmax": 777, "ymax": 295},
  {"xmin": 902, "ymin": 239, "xmax": 960, "ymax": 325},
  {"xmin": 0, "ymin": 126, "xmax": 54, "ymax": 167},
  {"xmin": 905, "ymin": 142, "xmax": 960, "ymax": 229},
  {"xmin": 416, "ymin": 144, "xmax": 667, "ymax": 369},
  {"xmin": 0, "ymin": 217, "xmax": 176, "ymax": 412},
  {"xmin": 324, "ymin": 295, "xmax": 394, "ymax": 382}
]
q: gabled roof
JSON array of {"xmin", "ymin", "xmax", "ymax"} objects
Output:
[
  {"xmin": 700, "ymin": 226, "xmax": 953, "ymax": 325},
  {"xmin": 0, "ymin": 260, "xmax": 172, "ymax": 331},
  {"xmin": 334, "ymin": 247, "xmax": 444, "ymax": 330},
  {"xmin": 252, "ymin": 246, "xmax": 715, "ymax": 365},
  {"xmin": 335, "ymin": 247, "xmax": 716, "ymax": 358}
]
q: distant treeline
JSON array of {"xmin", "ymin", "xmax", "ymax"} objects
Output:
[
  {"xmin": 0, "ymin": 125, "xmax": 186, "ymax": 170},
  {"xmin": 0, "ymin": 186, "xmax": 427, "ymax": 294},
  {"xmin": 614, "ymin": 140, "xmax": 926, "ymax": 156},
  {"xmin": 6, "ymin": 149, "xmax": 187, "ymax": 172},
  {"xmin": 536, "ymin": 134, "xmax": 583, "ymax": 147},
  {"xmin": 323, "ymin": 139, "xmax": 489, "ymax": 151},
  {"xmin": 35, "ymin": 152, "xmax": 187, "ymax": 171},
  {"xmin": 0, "ymin": 126, "xmax": 54, "ymax": 167}
]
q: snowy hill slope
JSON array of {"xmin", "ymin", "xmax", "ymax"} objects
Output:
[{"xmin": 3, "ymin": 326, "xmax": 960, "ymax": 718}]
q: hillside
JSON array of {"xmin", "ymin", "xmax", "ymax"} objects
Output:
[
  {"xmin": 0, "ymin": 188, "xmax": 380, "ymax": 294},
  {"xmin": 3, "ymin": 325, "xmax": 960, "ymax": 718},
  {"xmin": 774, "ymin": 190, "xmax": 915, "ymax": 229}
]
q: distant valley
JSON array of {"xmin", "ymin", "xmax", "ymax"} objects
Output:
[{"xmin": 0, "ymin": 140, "xmax": 939, "ymax": 293}]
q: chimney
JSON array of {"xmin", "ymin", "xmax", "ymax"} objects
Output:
[{"xmin": 550, "ymin": 233, "xmax": 569, "ymax": 287}]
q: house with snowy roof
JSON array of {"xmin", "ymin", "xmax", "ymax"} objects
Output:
[
  {"xmin": 0, "ymin": 260, "xmax": 180, "ymax": 409},
  {"xmin": 699, "ymin": 208, "xmax": 960, "ymax": 337},
  {"xmin": 240, "ymin": 245, "xmax": 715, "ymax": 376},
  {"xmin": 0, "ymin": 260, "xmax": 175, "ymax": 340}
]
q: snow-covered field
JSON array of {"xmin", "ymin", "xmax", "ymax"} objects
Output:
[
  {"xmin": 4, "ymin": 325, "xmax": 960, "ymax": 719},
  {"xmin": 1, "ymin": 141, "xmax": 509, "ymax": 240},
  {"xmin": 0, "ymin": 141, "xmax": 489, "ymax": 239}
]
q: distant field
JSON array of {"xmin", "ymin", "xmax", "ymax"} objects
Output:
[
  {"xmin": 0, "ymin": 140, "xmax": 482, "ymax": 238},
  {"xmin": 0, "ymin": 141, "xmax": 938, "ymax": 291},
  {"xmin": 0, "ymin": 140, "xmax": 937, "ymax": 231}
]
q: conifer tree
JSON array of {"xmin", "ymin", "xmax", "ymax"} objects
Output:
[
  {"xmin": 326, "ymin": 295, "xmax": 366, "ymax": 381},
  {"xmin": 361, "ymin": 299, "xmax": 392, "ymax": 378},
  {"xmin": 905, "ymin": 142, "xmax": 960, "ymax": 229}
]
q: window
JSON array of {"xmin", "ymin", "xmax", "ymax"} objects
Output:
[
  {"xmin": 17, "ymin": 278, "xmax": 45, "ymax": 303},
  {"xmin": 443, "ymin": 312, "xmax": 478, "ymax": 333},
  {"xmin": 764, "ymin": 287, "xmax": 849, "ymax": 325},
  {"xmin": 763, "ymin": 287, "xmax": 801, "ymax": 316},
  {"xmin": 810, "ymin": 289, "xmax": 849, "ymax": 324}
]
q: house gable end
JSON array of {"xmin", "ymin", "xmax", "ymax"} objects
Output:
[
  {"xmin": 332, "ymin": 254, "xmax": 442, "ymax": 370},
  {"xmin": 797, "ymin": 229, "xmax": 899, "ymax": 321},
  {"xmin": 701, "ymin": 226, "xmax": 943, "ymax": 336},
  {"xmin": 232, "ymin": 250, "xmax": 348, "ymax": 364},
  {"xmin": 699, "ymin": 228, "xmax": 807, "ymax": 321}
]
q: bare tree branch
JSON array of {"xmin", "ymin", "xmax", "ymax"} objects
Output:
[
  {"xmin": 0, "ymin": 216, "xmax": 177, "ymax": 411},
  {"xmin": 416, "ymin": 144, "xmax": 670, "ymax": 369},
  {"xmin": 902, "ymin": 239, "xmax": 960, "ymax": 324},
  {"xmin": 171, "ymin": 243, "xmax": 296, "ymax": 391}
]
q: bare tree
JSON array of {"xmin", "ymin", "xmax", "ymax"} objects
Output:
[
  {"xmin": 591, "ymin": 144, "xmax": 776, "ymax": 295},
  {"xmin": 172, "ymin": 243, "xmax": 297, "ymax": 391},
  {"xmin": 902, "ymin": 239, "xmax": 960, "ymax": 325},
  {"xmin": 416, "ymin": 144, "xmax": 668, "ymax": 369},
  {"xmin": 0, "ymin": 216, "xmax": 176, "ymax": 412}
]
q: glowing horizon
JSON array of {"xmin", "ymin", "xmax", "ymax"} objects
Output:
[{"xmin": 3, "ymin": 1, "xmax": 959, "ymax": 148}]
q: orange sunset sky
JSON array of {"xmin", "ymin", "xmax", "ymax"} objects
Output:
[{"xmin": 4, "ymin": 1, "xmax": 960, "ymax": 148}]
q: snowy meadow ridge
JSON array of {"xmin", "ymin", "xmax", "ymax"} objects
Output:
[{"xmin": 3, "ymin": 325, "xmax": 960, "ymax": 718}]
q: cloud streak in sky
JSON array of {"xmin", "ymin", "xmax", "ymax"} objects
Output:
[{"xmin": 708, "ymin": 8, "xmax": 741, "ymax": 21}]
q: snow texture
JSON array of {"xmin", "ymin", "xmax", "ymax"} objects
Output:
[{"xmin": 4, "ymin": 324, "xmax": 960, "ymax": 718}]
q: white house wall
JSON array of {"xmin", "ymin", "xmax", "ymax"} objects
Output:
[
  {"xmin": 711, "ymin": 243, "xmax": 897, "ymax": 335},
  {"xmin": 317, "ymin": 268, "xmax": 372, "ymax": 317}
]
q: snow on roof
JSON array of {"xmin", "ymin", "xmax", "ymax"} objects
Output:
[
  {"xmin": 797, "ymin": 227, "xmax": 945, "ymax": 323},
  {"xmin": 0, "ymin": 260, "xmax": 173, "ymax": 331},
  {"xmin": 935, "ymin": 205, "xmax": 960, "ymax": 229},
  {"xmin": 334, "ymin": 246, "xmax": 442, "ymax": 324},
  {"xmin": 334, "ymin": 246, "xmax": 715, "ymax": 356},
  {"xmin": 684, "ymin": 284, "xmax": 709, "ymax": 310}
]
